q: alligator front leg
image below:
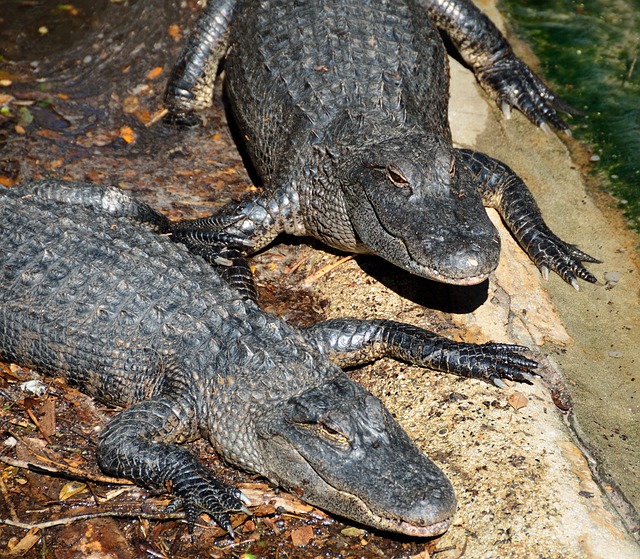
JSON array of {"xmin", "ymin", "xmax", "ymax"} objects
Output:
[
  {"xmin": 458, "ymin": 149, "xmax": 599, "ymax": 288},
  {"xmin": 170, "ymin": 186, "xmax": 306, "ymax": 301},
  {"xmin": 164, "ymin": 0, "xmax": 237, "ymax": 125},
  {"xmin": 98, "ymin": 393, "xmax": 250, "ymax": 536},
  {"xmin": 305, "ymin": 319, "xmax": 538, "ymax": 387},
  {"xmin": 417, "ymin": 0, "xmax": 576, "ymax": 132}
]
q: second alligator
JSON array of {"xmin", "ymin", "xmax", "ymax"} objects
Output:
[{"xmin": 166, "ymin": 0, "xmax": 598, "ymax": 291}]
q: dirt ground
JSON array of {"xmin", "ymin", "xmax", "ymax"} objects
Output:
[{"xmin": 0, "ymin": 1, "xmax": 639, "ymax": 558}]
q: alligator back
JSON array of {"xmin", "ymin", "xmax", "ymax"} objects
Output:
[
  {"xmin": 0, "ymin": 187, "xmax": 253, "ymax": 406},
  {"xmin": 225, "ymin": 0, "xmax": 452, "ymax": 182}
]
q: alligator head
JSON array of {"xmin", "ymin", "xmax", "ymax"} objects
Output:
[
  {"xmin": 256, "ymin": 375, "xmax": 456, "ymax": 537},
  {"xmin": 343, "ymin": 134, "xmax": 501, "ymax": 285}
]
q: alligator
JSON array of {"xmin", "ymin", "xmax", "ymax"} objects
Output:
[
  {"xmin": 165, "ymin": 0, "xmax": 598, "ymax": 295},
  {"xmin": 0, "ymin": 180, "xmax": 540, "ymax": 538}
]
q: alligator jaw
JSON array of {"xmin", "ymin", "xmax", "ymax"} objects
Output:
[
  {"xmin": 330, "ymin": 486, "xmax": 454, "ymax": 537},
  {"xmin": 402, "ymin": 239, "xmax": 493, "ymax": 286}
]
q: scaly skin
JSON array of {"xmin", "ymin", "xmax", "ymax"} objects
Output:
[
  {"xmin": 165, "ymin": 0, "xmax": 598, "ymax": 295},
  {"xmin": 0, "ymin": 181, "xmax": 541, "ymax": 537}
]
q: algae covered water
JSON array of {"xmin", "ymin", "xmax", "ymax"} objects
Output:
[{"xmin": 500, "ymin": 0, "xmax": 640, "ymax": 233}]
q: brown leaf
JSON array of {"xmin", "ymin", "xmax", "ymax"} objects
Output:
[
  {"xmin": 59, "ymin": 480, "xmax": 88, "ymax": 501},
  {"xmin": 118, "ymin": 125, "xmax": 136, "ymax": 144},
  {"xmin": 508, "ymin": 391, "xmax": 528, "ymax": 411},
  {"xmin": 39, "ymin": 399, "xmax": 56, "ymax": 439},
  {"xmin": 290, "ymin": 525, "xmax": 314, "ymax": 547},
  {"xmin": 7, "ymin": 527, "xmax": 40, "ymax": 556},
  {"xmin": 146, "ymin": 67, "xmax": 163, "ymax": 80}
]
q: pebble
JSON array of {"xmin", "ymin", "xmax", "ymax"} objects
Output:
[{"xmin": 604, "ymin": 271, "xmax": 622, "ymax": 288}]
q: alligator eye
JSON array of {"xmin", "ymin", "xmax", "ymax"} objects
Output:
[
  {"xmin": 449, "ymin": 157, "xmax": 456, "ymax": 177},
  {"xmin": 318, "ymin": 420, "xmax": 350, "ymax": 446},
  {"xmin": 293, "ymin": 419, "xmax": 351, "ymax": 448},
  {"xmin": 386, "ymin": 164, "xmax": 410, "ymax": 187}
]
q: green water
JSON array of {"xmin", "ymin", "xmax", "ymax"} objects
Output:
[{"xmin": 500, "ymin": 0, "xmax": 640, "ymax": 232}]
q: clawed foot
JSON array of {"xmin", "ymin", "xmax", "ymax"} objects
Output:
[
  {"xmin": 523, "ymin": 229, "xmax": 600, "ymax": 289},
  {"xmin": 167, "ymin": 473, "xmax": 252, "ymax": 537},
  {"xmin": 446, "ymin": 341, "xmax": 540, "ymax": 386},
  {"xmin": 477, "ymin": 54, "xmax": 579, "ymax": 134}
]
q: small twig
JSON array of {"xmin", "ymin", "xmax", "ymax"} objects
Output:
[
  {"xmin": 0, "ymin": 509, "xmax": 185, "ymax": 531},
  {"xmin": 628, "ymin": 49, "xmax": 637, "ymax": 81},
  {"xmin": 431, "ymin": 544, "xmax": 458, "ymax": 555},
  {"xmin": 146, "ymin": 107, "xmax": 168, "ymax": 127},
  {"xmin": 0, "ymin": 456, "xmax": 132, "ymax": 485},
  {"xmin": 303, "ymin": 255, "xmax": 354, "ymax": 285},
  {"xmin": 25, "ymin": 409, "xmax": 52, "ymax": 445},
  {"xmin": 285, "ymin": 252, "xmax": 312, "ymax": 274}
]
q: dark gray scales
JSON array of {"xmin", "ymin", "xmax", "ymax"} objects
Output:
[
  {"xmin": 165, "ymin": 0, "xmax": 598, "ymax": 294},
  {"xmin": 0, "ymin": 181, "xmax": 540, "ymax": 537}
]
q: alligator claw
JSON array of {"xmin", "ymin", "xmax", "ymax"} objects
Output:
[
  {"xmin": 493, "ymin": 377, "xmax": 508, "ymax": 389},
  {"xmin": 525, "ymin": 229, "xmax": 599, "ymax": 287},
  {"xmin": 167, "ymin": 476, "xmax": 251, "ymax": 536},
  {"xmin": 540, "ymin": 265, "xmax": 550, "ymax": 281},
  {"xmin": 539, "ymin": 121, "xmax": 553, "ymax": 136},
  {"xmin": 477, "ymin": 54, "xmax": 576, "ymax": 134},
  {"xmin": 441, "ymin": 341, "xmax": 539, "ymax": 386}
]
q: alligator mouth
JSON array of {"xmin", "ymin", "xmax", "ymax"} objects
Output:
[
  {"xmin": 334, "ymin": 487, "xmax": 455, "ymax": 537},
  {"xmin": 390, "ymin": 233, "xmax": 491, "ymax": 286}
]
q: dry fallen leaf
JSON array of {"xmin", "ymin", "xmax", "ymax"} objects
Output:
[
  {"xmin": 146, "ymin": 66, "xmax": 163, "ymax": 80},
  {"xmin": 508, "ymin": 391, "xmax": 528, "ymax": 411},
  {"xmin": 341, "ymin": 527, "xmax": 365, "ymax": 537},
  {"xmin": 118, "ymin": 125, "xmax": 136, "ymax": 144},
  {"xmin": 59, "ymin": 480, "xmax": 88, "ymax": 501},
  {"xmin": 290, "ymin": 524, "xmax": 314, "ymax": 547},
  {"xmin": 7, "ymin": 527, "xmax": 40, "ymax": 556}
]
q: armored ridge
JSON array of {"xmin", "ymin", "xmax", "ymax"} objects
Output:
[
  {"xmin": 166, "ymin": 0, "xmax": 598, "ymax": 291},
  {"xmin": 0, "ymin": 181, "xmax": 540, "ymax": 537}
]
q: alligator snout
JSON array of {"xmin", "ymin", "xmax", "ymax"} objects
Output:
[{"xmin": 414, "ymin": 224, "xmax": 501, "ymax": 285}]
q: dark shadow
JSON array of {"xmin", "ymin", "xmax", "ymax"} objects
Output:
[
  {"xmin": 223, "ymin": 94, "xmax": 265, "ymax": 188},
  {"xmin": 357, "ymin": 255, "xmax": 489, "ymax": 314}
]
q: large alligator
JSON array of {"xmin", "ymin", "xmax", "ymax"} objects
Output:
[
  {"xmin": 165, "ymin": 0, "xmax": 598, "ymax": 293},
  {"xmin": 0, "ymin": 181, "xmax": 539, "ymax": 537}
]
